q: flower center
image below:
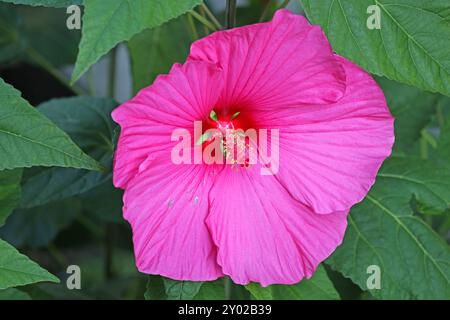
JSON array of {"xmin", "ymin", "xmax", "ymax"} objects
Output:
[{"xmin": 205, "ymin": 110, "xmax": 253, "ymax": 167}]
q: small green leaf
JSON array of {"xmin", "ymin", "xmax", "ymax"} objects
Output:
[
  {"xmin": 210, "ymin": 110, "xmax": 218, "ymax": 122},
  {"xmin": 245, "ymin": 265, "xmax": 340, "ymax": 300},
  {"xmin": 0, "ymin": 238, "xmax": 59, "ymax": 289},
  {"xmin": 231, "ymin": 111, "xmax": 240, "ymax": 120},
  {"xmin": 0, "ymin": 78, "xmax": 102, "ymax": 171}
]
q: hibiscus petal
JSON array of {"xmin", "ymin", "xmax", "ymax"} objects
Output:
[
  {"xmin": 206, "ymin": 164, "xmax": 348, "ymax": 286},
  {"xmin": 112, "ymin": 61, "xmax": 222, "ymax": 188},
  {"xmin": 188, "ymin": 9, "xmax": 346, "ymax": 112},
  {"xmin": 254, "ymin": 56, "xmax": 394, "ymax": 214},
  {"xmin": 123, "ymin": 152, "xmax": 224, "ymax": 281}
]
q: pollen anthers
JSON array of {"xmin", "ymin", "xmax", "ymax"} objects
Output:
[{"xmin": 209, "ymin": 110, "xmax": 254, "ymax": 168}]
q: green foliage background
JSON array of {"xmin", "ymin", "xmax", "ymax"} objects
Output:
[{"xmin": 0, "ymin": 0, "xmax": 449, "ymax": 300}]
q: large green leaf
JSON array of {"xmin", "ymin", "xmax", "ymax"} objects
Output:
[
  {"xmin": 245, "ymin": 265, "xmax": 340, "ymax": 300},
  {"xmin": 0, "ymin": 0, "xmax": 82, "ymax": 7},
  {"xmin": 0, "ymin": 78, "xmax": 102, "ymax": 171},
  {"xmin": 0, "ymin": 198, "xmax": 81, "ymax": 248},
  {"xmin": 327, "ymin": 157, "xmax": 450, "ymax": 299},
  {"xmin": 0, "ymin": 169, "xmax": 21, "ymax": 227},
  {"xmin": 301, "ymin": 0, "xmax": 450, "ymax": 96},
  {"xmin": 71, "ymin": 0, "xmax": 202, "ymax": 83},
  {"xmin": 0, "ymin": 238, "xmax": 59, "ymax": 289},
  {"xmin": 377, "ymin": 77, "xmax": 441, "ymax": 154},
  {"xmin": 128, "ymin": 14, "xmax": 191, "ymax": 94},
  {"xmin": 18, "ymin": 97, "xmax": 116, "ymax": 208}
]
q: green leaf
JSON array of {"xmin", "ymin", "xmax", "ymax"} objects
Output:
[
  {"xmin": 210, "ymin": 110, "xmax": 218, "ymax": 122},
  {"xmin": 301, "ymin": 0, "xmax": 450, "ymax": 96},
  {"xmin": 0, "ymin": 0, "xmax": 82, "ymax": 7},
  {"xmin": 128, "ymin": 15, "xmax": 191, "ymax": 94},
  {"xmin": 0, "ymin": 238, "xmax": 59, "ymax": 289},
  {"xmin": 71, "ymin": 0, "xmax": 202, "ymax": 83},
  {"xmin": 144, "ymin": 275, "xmax": 166, "ymax": 300},
  {"xmin": 194, "ymin": 279, "xmax": 226, "ymax": 300},
  {"xmin": 18, "ymin": 97, "xmax": 117, "ymax": 208},
  {"xmin": 0, "ymin": 78, "xmax": 102, "ymax": 171},
  {"xmin": 144, "ymin": 276, "xmax": 203, "ymax": 300},
  {"xmin": 0, "ymin": 198, "xmax": 81, "ymax": 248},
  {"xmin": 245, "ymin": 265, "xmax": 340, "ymax": 300},
  {"xmin": 163, "ymin": 278, "xmax": 203, "ymax": 300},
  {"xmin": 0, "ymin": 288, "xmax": 31, "ymax": 300},
  {"xmin": 0, "ymin": 3, "xmax": 80, "ymax": 67},
  {"xmin": 327, "ymin": 157, "xmax": 450, "ymax": 299},
  {"xmin": 80, "ymin": 180, "xmax": 123, "ymax": 223},
  {"xmin": 0, "ymin": 4, "xmax": 25, "ymax": 64},
  {"xmin": 0, "ymin": 169, "xmax": 21, "ymax": 227},
  {"xmin": 377, "ymin": 77, "xmax": 441, "ymax": 153}
]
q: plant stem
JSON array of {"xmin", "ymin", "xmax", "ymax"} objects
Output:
[
  {"xmin": 104, "ymin": 223, "xmax": 115, "ymax": 280},
  {"xmin": 436, "ymin": 101, "xmax": 445, "ymax": 128},
  {"xmin": 259, "ymin": 0, "xmax": 274, "ymax": 22},
  {"xmin": 187, "ymin": 14, "xmax": 199, "ymax": 40},
  {"xmin": 224, "ymin": 277, "xmax": 233, "ymax": 300},
  {"xmin": 279, "ymin": 0, "xmax": 291, "ymax": 9},
  {"xmin": 259, "ymin": 0, "xmax": 291, "ymax": 22},
  {"xmin": 421, "ymin": 129, "xmax": 437, "ymax": 149},
  {"xmin": 225, "ymin": 0, "xmax": 237, "ymax": 29},
  {"xmin": 27, "ymin": 48, "xmax": 85, "ymax": 96},
  {"xmin": 201, "ymin": 2, "xmax": 223, "ymax": 30},
  {"xmin": 87, "ymin": 68, "xmax": 96, "ymax": 96},
  {"xmin": 199, "ymin": 5, "xmax": 210, "ymax": 35},
  {"xmin": 108, "ymin": 47, "xmax": 117, "ymax": 99},
  {"xmin": 189, "ymin": 10, "xmax": 217, "ymax": 31}
]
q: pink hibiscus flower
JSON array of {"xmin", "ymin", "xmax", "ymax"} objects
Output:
[{"xmin": 112, "ymin": 9, "xmax": 394, "ymax": 286}]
